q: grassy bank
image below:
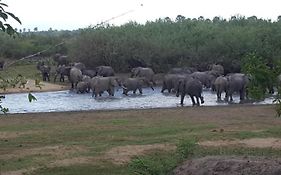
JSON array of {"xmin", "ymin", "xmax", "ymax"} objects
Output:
[{"xmin": 0, "ymin": 105, "xmax": 281, "ymax": 174}]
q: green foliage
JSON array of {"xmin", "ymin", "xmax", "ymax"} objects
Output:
[
  {"xmin": 0, "ymin": 0, "xmax": 21, "ymax": 36},
  {"xmin": 129, "ymin": 139, "xmax": 197, "ymax": 175},
  {"xmin": 241, "ymin": 53, "xmax": 273, "ymax": 100}
]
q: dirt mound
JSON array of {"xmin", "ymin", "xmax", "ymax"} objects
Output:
[{"xmin": 174, "ymin": 156, "xmax": 281, "ymax": 175}]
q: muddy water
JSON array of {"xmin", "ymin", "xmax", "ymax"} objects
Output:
[{"xmin": 2, "ymin": 87, "xmax": 275, "ymax": 113}]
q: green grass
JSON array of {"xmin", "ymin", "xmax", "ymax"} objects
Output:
[{"xmin": 0, "ymin": 107, "xmax": 280, "ymax": 174}]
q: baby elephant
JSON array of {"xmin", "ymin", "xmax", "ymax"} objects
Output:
[{"xmin": 122, "ymin": 77, "xmax": 154, "ymax": 96}]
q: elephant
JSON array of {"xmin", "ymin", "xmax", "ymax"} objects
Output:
[
  {"xmin": 214, "ymin": 76, "xmax": 228, "ymax": 101},
  {"xmin": 122, "ymin": 77, "xmax": 154, "ymax": 96},
  {"xmin": 82, "ymin": 69, "xmax": 97, "ymax": 78},
  {"xmin": 168, "ymin": 67, "xmax": 196, "ymax": 74},
  {"xmin": 53, "ymin": 53, "xmax": 69, "ymax": 66},
  {"xmin": 37, "ymin": 62, "xmax": 51, "ymax": 81},
  {"xmin": 72, "ymin": 62, "xmax": 86, "ymax": 72},
  {"xmin": 208, "ymin": 64, "xmax": 224, "ymax": 76},
  {"xmin": 225, "ymin": 73, "xmax": 250, "ymax": 102},
  {"xmin": 161, "ymin": 74, "xmax": 187, "ymax": 93},
  {"xmin": 54, "ymin": 65, "xmax": 71, "ymax": 82},
  {"xmin": 176, "ymin": 76, "xmax": 204, "ymax": 106},
  {"xmin": 69, "ymin": 67, "xmax": 83, "ymax": 89},
  {"xmin": 190, "ymin": 71, "xmax": 216, "ymax": 89},
  {"xmin": 76, "ymin": 75, "xmax": 91, "ymax": 93},
  {"xmin": 95, "ymin": 66, "xmax": 115, "ymax": 77},
  {"xmin": 90, "ymin": 76, "xmax": 118, "ymax": 97},
  {"xmin": 131, "ymin": 67, "xmax": 156, "ymax": 85}
]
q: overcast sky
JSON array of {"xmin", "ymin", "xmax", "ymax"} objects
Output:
[{"xmin": 6, "ymin": 0, "xmax": 281, "ymax": 31}]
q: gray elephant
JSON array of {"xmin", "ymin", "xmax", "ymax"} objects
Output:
[
  {"xmin": 176, "ymin": 76, "xmax": 204, "ymax": 106},
  {"xmin": 122, "ymin": 77, "xmax": 154, "ymax": 95},
  {"xmin": 214, "ymin": 76, "xmax": 228, "ymax": 101},
  {"xmin": 53, "ymin": 53, "xmax": 69, "ymax": 66},
  {"xmin": 191, "ymin": 71, "xmax": 216, "ymax": 89},
  {"xmin": 69, "ymin": 67, "xmax": 83, "ymax": 89},
  {"xmin": 226, "ymin": 73, "xmax": 250, "ymax": 102},
  {"xmin": 83, "ymin": 69, "xmax": 97, "ymax": 78},
  {"xmin": 76, "ymin": 75, "xmax": 91, "ymax": 93},
  {"xmin": 90, "ymin": 76, "xmax": 118, "ymax": 97},
  {"xmin": 161, "ymin": 74, "xmax": 187, "ymax": 93},
  {"xmin": 54, "ymin": 65, "xmax": 71, "ymax": 82},
  {"xmin": 209, "ymin": 64, "xmax": 224, "ymax": 76},
  {"xmin": 37, "ymin": 62, "xmax": 51, "ymax": 81},
  {"xmin": 168, "ymin": 67, "xmax": 196, "ymax": 74},
  {"xmin": 72, "ymin": 62, "xmax": 86, "ymax": 72},
  {"xmin": 95, "ymin": 66, "xmax": 115, "ymax": 77},
  {"xmin": 131, "ymin": 67, "xmax": 156, "ymax": 85}
]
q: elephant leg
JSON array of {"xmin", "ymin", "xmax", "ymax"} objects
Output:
[
  {"xmin": 161, "ymin": 83, "xmax": 166, "ymax": 93},
  {"xmin": 190, "ymin": 96, "xmax": 196, "ymax": 106},
  {"xmin": 200, "ymin": 95, "xmax": 204, "ymax": 104},
  {"xmin": 217, "ymin": 91, "xmax": 221, "ymax": 101},
  {"xmin": 139, "ymin": 88, "xmax": 142, "ymax": 94},
  {"xmin": 195, "ymin": 96, "xmax": 200, "ymax": 106},
  {"xmin": 240, "ymin": 89, "xmax": 245, "ymax": 101},
  {"xmin": 180, "ymin": 93, "xmax": 185, "ymax": 105}
]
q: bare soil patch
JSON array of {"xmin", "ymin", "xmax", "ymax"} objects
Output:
[
  {"xmin": 1, "ymin": 145, "xmax": 88, "ymax": 159},
  {"xmin": 174, "ymin": 156, "xmax": 281, "ymax": 175},
  {"xmin": 104, "ymin": 144, "xmax": 176, "ymax": 165},
  {"xmin": 199, "ymin": 138, "xmax": 281, "ymax": 149},
  {"xmin": 0, "ymin": 79, "xmax": 69, "ymax": 94}
]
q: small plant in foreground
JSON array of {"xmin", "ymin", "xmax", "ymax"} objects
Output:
[{"xmin": 129, "ymin": 139, "xmax": 198, "ymax": 175}]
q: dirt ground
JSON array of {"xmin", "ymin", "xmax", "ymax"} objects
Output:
[
  {"xmin": 0, "ymin": 79, "xmax": 70, "ymax": 94},
  {"xmin": 173, "ymin": 156, "xmax": 281, "ymax": 175}
]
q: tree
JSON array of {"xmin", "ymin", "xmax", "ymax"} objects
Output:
[
  {"xmin": 0, "ymin": 0, "xmax": 21, "ymax": 35},
  {"xmin": 0, "ymin": 1, "xmax": 36, "ymax": 114}
]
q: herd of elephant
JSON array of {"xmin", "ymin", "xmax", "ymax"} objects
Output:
[{"xmin": 37, "ymin": 54, "xmax": 281, "ymax": 106}]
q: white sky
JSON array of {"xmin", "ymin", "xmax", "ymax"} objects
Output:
[{"xmin": 6, "ymin": 0, "xmax": 281, "ymax": 31}]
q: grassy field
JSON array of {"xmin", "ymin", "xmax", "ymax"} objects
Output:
[{"xmin": 1, "ymin": 105, "xmax": 281, "ymax": 174}]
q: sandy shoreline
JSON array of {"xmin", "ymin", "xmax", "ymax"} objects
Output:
[{"xmin": 0, "ymin": 79, "xmax": 70, "ymax": 94}]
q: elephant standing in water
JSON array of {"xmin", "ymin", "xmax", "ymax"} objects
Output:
[
  {"xmin": 176, "ymin": 76, "xmax": 204, "ymax": 106},
  {"xmin": 76, "ymin": 75, "xmax": 91, "ymax": 93},
  {"xmin": 131, "ymin": 67, "xmax": 156, "ymax": 85},
  {"xmin": 69, "ymin": 67, "xmax": 83, "ymax": 89},
  {"xmin": 96, "ymin": 66, "xmax": 115, "ymax": 77},
  {"xmin": 122, "ymin": 77, "xmax": 154, "ymax": 96},
  {"xmin": 214, "ymin": 76, "xmax": 228, "ymax": 101},
  {"xmin": 226, "ymin": 73, "xmax": 249, "ymax": 102},
  {"xmin": 161, "ymin": 74, "xmax": 187, "ymax": 93},
  {"xmin": 90, "ymin": 77, "xmax": 118, "ymax": 97}
]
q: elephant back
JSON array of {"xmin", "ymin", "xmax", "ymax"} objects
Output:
[
  {"xmin": 70, "ymin": 67, "xmax": 83, "ymax": 83},
  {"xmin": 96, "ymin": 66, "xmax": 115, "ymax": 77}
]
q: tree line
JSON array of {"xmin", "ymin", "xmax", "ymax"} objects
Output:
[{"xmin": 1, "ymin": 15, "xmax": 281, "ymax": 74}]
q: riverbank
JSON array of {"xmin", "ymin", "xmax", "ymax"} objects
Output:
[
  {"xmin": 1, "ymin": 105, "xmax": 281, "ymax": 175},
  {"xmin": 0, "ymin": 79, "xmax": 70, "ymax": 94}
]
